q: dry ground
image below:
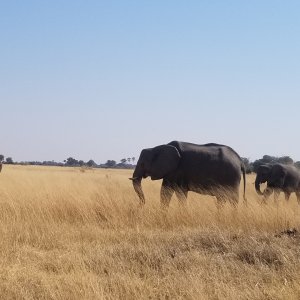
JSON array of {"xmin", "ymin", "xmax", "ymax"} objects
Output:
[{"xmin": 1, "ymin": 165, "xmax": 300, "ymax": 299}]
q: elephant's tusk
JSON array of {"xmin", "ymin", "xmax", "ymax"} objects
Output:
[{"xmin": 129, "ymin": 177, "xmax": 139, "ymax": 181}]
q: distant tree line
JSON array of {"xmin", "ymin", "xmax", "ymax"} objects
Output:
[
  {"xmin": 0, "ymin": 154, "xmax": 136, "ymax": 169},
  {"xmin": 102, "ymin": 157, "xmax": 136, "ymax": 169},
  {"xmin": 1, "ymin": 152, "xmax": 300, "ymax": 172}
]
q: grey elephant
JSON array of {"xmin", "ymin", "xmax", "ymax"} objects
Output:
[
  {"xmin": 130, "ymin": 141, "xmax": 246, "ymax": 207},
  {"xmin": 255, "ymin": 163, "xmax": 300, "ymax": 202}
]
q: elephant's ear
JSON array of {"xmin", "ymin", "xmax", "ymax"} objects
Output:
[
  {"xmin": 150, "ymin": 145, "xmax": 181, "ymax": 180},
  {"xmin": 259, "ymin": 165, "xmax": 272, "ymax": 175}
]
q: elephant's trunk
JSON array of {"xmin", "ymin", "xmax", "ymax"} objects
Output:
[
  {"xmin": 255, "ymin": 179, "xmax": 264, "ymax": 195},
  {"xmin": 130, "ymin": 164, "xmax": 146, "ymax": 204},
  {"xmin": 132, "ymin": 178, "xmax": 145, "ymax": 204}
]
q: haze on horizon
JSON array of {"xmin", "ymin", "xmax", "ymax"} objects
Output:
[{"xmin": 1, "ymin": 1, "xmax": 300, "ymax": 165}]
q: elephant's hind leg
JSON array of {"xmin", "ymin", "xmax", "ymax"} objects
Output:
[
  {"xmin": 216, "ymin": 196, "xmax": 226, "ymax": 209},
  {"xmin": 228, "ymin": 192, "xmax": 239, "ymax": 207},
  {"xmin": 273, "ymin": 189, "xmax": 280, "ymax": 203},
  {"xmin": 218, "ymin": 187, "xmax": 239, "ymax": 207}
]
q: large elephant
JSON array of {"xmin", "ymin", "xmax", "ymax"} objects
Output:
[
  {"xmin": 255, "ymin": 163, "xmax": 300, "ymax": 202},
  {"xmin": 130, "ymin": 141, "xmax": 246, "ymax": 207}
]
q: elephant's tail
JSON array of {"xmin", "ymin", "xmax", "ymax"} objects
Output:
[{"xmin": 241, "ymin": 163, "xmax": 247, "ymax": 203}]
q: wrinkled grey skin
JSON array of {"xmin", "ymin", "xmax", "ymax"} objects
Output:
[
  {"xmin": 130, "ymin": 141, "xmax": 246, "ymax": 207},
  {"xmin": 255, "ymin": 163, "xmax": 300, "ymax": 202}
]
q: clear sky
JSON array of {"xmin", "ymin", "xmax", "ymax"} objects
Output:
[{"xmin": 1, "ymin": 1, "xmax": 300, "ymax": 164}]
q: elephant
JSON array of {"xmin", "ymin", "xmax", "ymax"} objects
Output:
[
  {"xmin": 0, "ymin": 162, "xmax": 2, "ymax": 173},
  {"xmin": 255, "ymin": 163, "xmax": 300, "ymax": 202},
  {"xmin": 130, "ymin": 141, "xmax": 246, "ymax": 207}
]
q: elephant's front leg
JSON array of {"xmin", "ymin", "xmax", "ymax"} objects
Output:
[
  {"xmin": 273, "ymin": 189, "xmax": 280, "ymax": 203},
  {"xmin": 284, "ymin": 191, "xmax": 291, "ymax": 202},
  {"xmin": 160, "ymin": 180, "xmax": 175, "ymax": 209}
]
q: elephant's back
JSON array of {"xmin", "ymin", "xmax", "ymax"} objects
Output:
[
  {"xmin": 176, "ymin": 145, "xmax": 242, "ymax": 187},
  {"xmin": 168, "ymin": 141, "xmax": 242, "ymax": 162},
  {"xmin": 168, "ymin": 141, "xmax": 243, "ymax": 178}
]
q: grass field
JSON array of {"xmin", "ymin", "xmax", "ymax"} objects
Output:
[{"xmin": 1, "ymin": 165, "xmax": 300, "ymax": 299}]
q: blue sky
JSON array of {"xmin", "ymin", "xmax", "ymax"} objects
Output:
[{"xmin": 1, "ymin": 1, "xmax": 299, "ymax": 163}]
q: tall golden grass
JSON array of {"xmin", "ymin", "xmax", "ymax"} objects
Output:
[{"xmin": 1, "ymin": 165, "xmax": 300, "ymax": 299}]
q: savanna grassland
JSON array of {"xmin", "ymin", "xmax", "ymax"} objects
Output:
[{"xmin": 1, "ymin": 165, "xmax": 300, "ymax": 299}]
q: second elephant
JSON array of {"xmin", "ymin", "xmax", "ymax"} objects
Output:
[{"xmin": 255, "ymin": 163, "xmax": 300, "ymax": 202}]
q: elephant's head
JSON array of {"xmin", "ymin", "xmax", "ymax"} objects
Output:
[
  {"xmin": 267, "ymin": 164, "xmax": 286, "ymax": 188},
  {"xmin": 130, "ymin": 144, "xmax": 181, "ymax": 204},
  {"xmin": 255, "ymin": 164, "xmax": 272, "ymax": 195}
]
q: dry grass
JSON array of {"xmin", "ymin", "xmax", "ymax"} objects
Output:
[{"xmin": 1, "ymin": 165, "xmax": 300, "ymax": 299}]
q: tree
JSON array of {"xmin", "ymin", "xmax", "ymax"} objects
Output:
[
  {"xmin": 0, "ymin": 154, "xmax": 4, "ymax": 162},
  {"xmin": 65, "ymin": 157, "xmax": 78, "ymax": 166},
  {"xmin": 262, "ymin": 155, "xmax": 276, "ymax": 163},
  {"xmin": 294, "ymin": 161, "xmax": 300, "ymax": 170},
  {"xmin": 277, "ymin": 156, "xmax": 293, "ymax": 165},
  {"xmin": 120, "ymin": 158, "xmax": 127, "ymax": 164},
  {"xmin": 87, "ymin": 160, "xmax": 96, "ymax": 167},
  {"xmin": 6, "ymin": 157, "xmax": 13, "ymax": 164},
  {"xmin": 127, "ymin": 158, "xmax": 131, "ymax": 164},
  {"xmin": 105, "ymin": 160, "xmax": 116, "ymax": 168},
  {"xmin": 132, "ymin": 157, "xmax": 135, "ymax": 164},
  {"xmin": 78, "ymin": 160, "xmax": 85, "ymax": 167}
]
